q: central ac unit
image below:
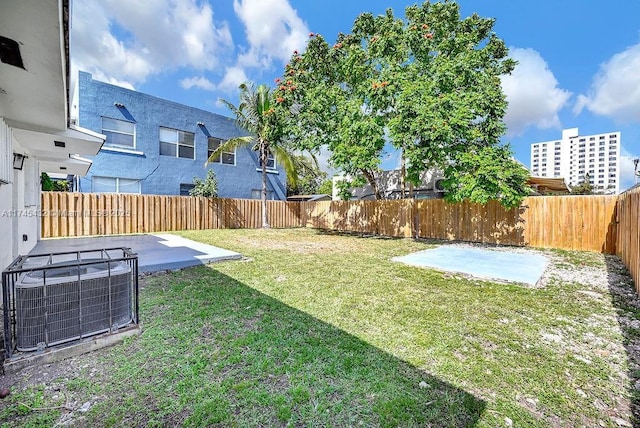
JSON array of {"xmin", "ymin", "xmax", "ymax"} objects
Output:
[
  {"xmin": 432, "ymin": 177, "xmax": 446, "ymax": 193},
  {"xmin": 14, "ymin": 259, "xmax": 133, "ymax": 351}
]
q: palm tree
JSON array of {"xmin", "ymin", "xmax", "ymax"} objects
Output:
[{"xmin": 208, "ymin": 82, "xmax": 299, "ymax": 228}]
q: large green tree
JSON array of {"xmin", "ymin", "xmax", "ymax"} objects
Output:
[
  {"xmin": 275, "ymin": 1, "xmax": 530, "ymax": 208},
  {"xmin": 210, "ymin": 82, "xmax": 299, "ymax": 228}
]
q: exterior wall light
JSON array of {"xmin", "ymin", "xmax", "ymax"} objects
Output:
[
  {"xmin": 114, "ymin": 102, "xmax": 125, "ymax": 108},
  {"xmin": 13, "ymin": 153, "xmax": 26, "ymax": 170}
]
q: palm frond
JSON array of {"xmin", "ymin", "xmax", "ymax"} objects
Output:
[{"xmin": 271, "ymin": 145, "xmax": 299, "ymax": 187}]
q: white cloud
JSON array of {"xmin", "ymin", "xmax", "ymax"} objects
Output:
[
  {"xmin": 217, "ymin": 66, "xmax": 249, "ymax": 93},
  {"xmin": 232, "ymin": 0, "xmax": 309, "ymax": 69},
  {"xmin": 574, "ymin": 43, "xmax": 640, "ymax": 121},
  {"xmin": 180, "ymin": 76, "xmax": 216, "ymax": 91},
  {"xmin": 70, "ymin": 0, "xmax": 233, "ymax": 88},
  {"xmin": 501, "ymin": 48, "xmax": 572, "ymax": 137}
]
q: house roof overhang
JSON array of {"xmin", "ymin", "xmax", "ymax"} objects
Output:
[{"xmin": 0, "ymin": 0, "xmax": 104, "ymax": 176}]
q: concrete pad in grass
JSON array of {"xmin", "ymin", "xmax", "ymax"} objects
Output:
[
  {"xmin": 392, "ymin": 246, "xmax": 548, "ymax": 286},
  {"xmin": 32, "ymin": 233, "xmax": 242, "ymax": 273}
]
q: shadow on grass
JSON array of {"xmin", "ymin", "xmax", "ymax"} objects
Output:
[
  {"xmin": 605, "ymin": 255, "xmax": 640, "ymax": 427},
  {"xmin": 75, "ymin": 266, "xmax": 486, "ymax": 427}
]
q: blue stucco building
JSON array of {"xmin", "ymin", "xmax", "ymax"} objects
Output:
[{"xmin": 74, "ymin": 71, "xmax": 287, "ymax": 199}]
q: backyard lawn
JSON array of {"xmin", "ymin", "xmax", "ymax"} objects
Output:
[{"xmin": 1, "ymin": 228, "xmax": 638, "ymax": 427}]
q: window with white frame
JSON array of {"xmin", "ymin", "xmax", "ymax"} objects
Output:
[
  {"xmin": 159, "ymin": 127, "xmax": 195, "ymax": 159},
  {"xmin": 102, "ymin": 117, "xmax": 135, "ymax": 149},
  {"xmin": 207, "ymin": 137, "xmax": 235, "ymax": 165},
  {"xmin": 258, "ymin": 150, "xmax": 276, "ymax": 170},
  {"xmin": 92, "ymin": 176, "xmax": 141, "ymax": 193}
]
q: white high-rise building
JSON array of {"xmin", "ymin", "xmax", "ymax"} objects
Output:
[{"xmin": 530, "ymin": 128, "xmax": 620, "ymax": 194}]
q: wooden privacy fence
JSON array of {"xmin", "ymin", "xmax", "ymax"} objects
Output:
[
  {"xmin": 43, "ymin": 192, "xmax": 620, "ymax": 253},
  {"xmin": 616, "ymin": 186, "xmax": 640, "ymax": 293},
  {"xmin": 299, "ymin": 196, "xmax": 619, "ymax": 253},
  {"xmin": 41, "ymin": 192, "xmax": 301, "ymax": 238}
]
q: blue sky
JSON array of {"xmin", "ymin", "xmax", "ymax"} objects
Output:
[{"xmin": 70, "ymin": 0, "xmax": 640, "ymax": 191}]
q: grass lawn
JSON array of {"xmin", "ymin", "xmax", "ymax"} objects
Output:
[{"xmin": 1, "ymin": 228, "xmax": 638, "ymax": 427}]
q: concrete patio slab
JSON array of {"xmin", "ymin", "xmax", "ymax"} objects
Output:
[
  {"xmin": 31, "ymin": 233, "xmax": 242, "ymax": 273},
  {"xmin": 392, "ymin": 246, "xmax": 548, "ymax": 286}
]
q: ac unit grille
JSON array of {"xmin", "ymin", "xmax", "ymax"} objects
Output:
[{"xmin": 15, "ymin": 269, "xmax": 132, "ymax": 351}]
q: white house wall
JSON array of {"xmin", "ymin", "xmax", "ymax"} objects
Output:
[
  {"xmin": 0, "ymin": 118, "xmax": 39, "ymax": 270},
  {"xmin": 16, "ymin": 156, "xmax": 39, "ymax": 256}
]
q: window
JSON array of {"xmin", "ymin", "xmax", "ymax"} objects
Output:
[
  {"xmin": 579, "ymin": 138, "xmax": 586, "ymax": 142},
  {"xmin": 207, "ymin": 137, "xmax": 235, "ymax": 165},
  {"xmin": 589, "ymin": 137, "xmax": 595, "ymax": 141},
  {"xmin": 251, "ymin": 189, "xmax": 274, "ymax": 200},
  {"xmin": 609, "ymin": 134, "xmax": 617, "ymax": 138},
  {"xmin": 92, "ymin": 176, "xmax": 141, "ymax": 194},
  {"xmin": 159, "ymin": 127, "xmax": 195, "ymax": 159},
  {"xmin": 258, "ymin": 151, "xmax": 276, "ymax": 170},
  {"xmin": 599, "ymin": 136, "xmax": 605, "ymax": 140},
  {"xmin": 180, "ymin": 183, "xmax": 195, "ymax": 196},
  {"xmin": 102, "ymin": 117, "xmax": 135, "ymax": 149}
]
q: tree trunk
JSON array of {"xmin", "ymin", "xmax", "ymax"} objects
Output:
[
  {"xmin": 260, "ymin": 142, "xmax": 270, "ymax": 228},
  {"xmin": 400, "ymin": 148, "xmax": 406, "ymax": 199},
  {"xmin": 362, "ymin": 169, "xmax": 383, "ymax": 200}
]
